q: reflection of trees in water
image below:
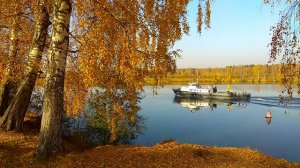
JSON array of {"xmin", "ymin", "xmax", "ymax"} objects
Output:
[
  {"xmin": 253, "ymin": 85, "xmax": 261, "ymax": 92},
  {"xmin": 28, "ymin": 88, "xmax": 145, "ymax": 145},
  {"xmin": 86, "ymin": 89, "xmax": 144, "ymax": 145}
]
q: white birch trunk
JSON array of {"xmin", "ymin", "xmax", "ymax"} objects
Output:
[
  {"xmin": 0, "ymin": 0, "xmax": 49, "ymax": 131},
  {"xmin": 36, "ymin": 0, "xmax": 71, "ymax": 159}
]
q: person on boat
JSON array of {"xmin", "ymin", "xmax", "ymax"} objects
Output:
[
  {"xmin": 213, "ymin": 86, "xmax": 217, "ymax": 93},
  {"xmin": 227, "ymin": 85, "xmax": 231, "ymax": 93}
]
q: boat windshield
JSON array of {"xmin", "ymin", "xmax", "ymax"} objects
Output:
[{"xmin": 188, "ymin": 83, "xmax": 199, "ymax": 86}]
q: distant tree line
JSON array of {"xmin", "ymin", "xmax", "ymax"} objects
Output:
[{"xmin": 146, "ymin": 64, "xmax": 300, "ymax": 85}]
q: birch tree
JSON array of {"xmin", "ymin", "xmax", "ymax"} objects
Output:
[
  {"xmin": 72, "ymin": 0, "xmax": 213, "ymax": 143},
  {"xmin": 0, "ymin": 0, "xmax": 36, "ymax": 116},
  {"xmin": 0, "ymin": 2, "xmax": 21, "ymax": 116},
  {"xmin": 36, "ymin": 0, "xmax": 71, "ymax": 159},
  {"xmin": 0, "ymin": 0, "xmax": 212, "ymax": 158},
  {"xmin": 0, "ymin": 0, "xmax": 49, "ymax": 131},
  {"xmin": 265, "ymin": 0, "xmax": 300, "ymax": 95}
]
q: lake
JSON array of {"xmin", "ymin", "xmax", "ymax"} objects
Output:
[{"xmin": 133, "ymin": 84, "xmax": 300, "ymax": 163}]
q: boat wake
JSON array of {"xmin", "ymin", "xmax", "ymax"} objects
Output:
[{"xmin": 250, "ymin": 97, "xmax": 300, "ymax": 109}]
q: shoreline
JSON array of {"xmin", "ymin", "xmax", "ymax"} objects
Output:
[{"xmin": 0, "ymin": 129, "xmax": 299, "ymax": 168}]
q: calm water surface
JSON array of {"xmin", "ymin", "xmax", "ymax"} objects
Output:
[{"xmin": 134, "ymin": 85, "xmax": 300, "ymax": 163}]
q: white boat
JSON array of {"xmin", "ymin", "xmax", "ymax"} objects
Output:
[{"xmin": 172, "ymin": 83, "xmax": 251, "ymax": 100}]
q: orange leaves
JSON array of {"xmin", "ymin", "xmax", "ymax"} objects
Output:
[
  {"xmin": 265, "ymin": 0, "xmax": 300, "ymax": 94},
  {"xmin": 0, "ymin": 59, "xmax": 5, "ymax": 83},
  {"xmin": 0, "ymin": 0, "xmax": 38, "ymax": 85},
  {"xmin": 264, "ymin": 0, "xmax": 293, "ymax": 5},
  {"xmin": 63, "ymin": 0, "xmax": 214, "ymax": 116},
  {"xmin": 205, "ymin": 0, "xmax": 211, "ymax": 29},
  {"xmin": 197, "ymin": 0, "xmax": 212, "ymax": 34},
  {"xmin": 197, "ymin": 1, "xmax": 203, "ymax": 34},
  {"xmin": 64, "ymin": 69, "xmax": 88, "ymax": 116}
]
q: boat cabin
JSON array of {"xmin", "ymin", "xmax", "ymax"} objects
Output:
[{"xmin": 179, "ymin": 83, "xmax": 217, "ymax": 94}]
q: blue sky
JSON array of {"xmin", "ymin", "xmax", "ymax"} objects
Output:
[{"xmin": 174, "ymin": 0, "xmax": 284, "ymax": 68}]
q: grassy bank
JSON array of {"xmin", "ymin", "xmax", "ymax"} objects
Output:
[{"xmin": 0, "ymin": 129, "xmax": 299, "ymax": 168}]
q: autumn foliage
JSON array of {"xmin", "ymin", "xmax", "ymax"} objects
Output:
[
  {"xmin": 0, "ymin": 0, "xmax": 213, "ymax": 158},
  {"xmin": 0, "ymin": 0, "xmax": 299, "ymax": 160},
  {"xmin": 148, "ymin": 64, "xmax": 299, "ymax": 86},
  {"xmin": 265, "ymin": 0, "xmax": 300, "ymax": 94},
  {"xmin": 63, "ymin": 0, "xmax": 213, "ymax": 119}
]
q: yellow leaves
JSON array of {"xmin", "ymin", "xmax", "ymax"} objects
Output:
[
  {"xmin": 64, "ymin": 0, "xmax": 214, "ymax": 116},
  {"xmin": 160, "ymin": 64, "xmax": 288, "ymax": 85},
  {"xmin": 182, "ymin": 13, "xmax": 190, "ymax": 35},
  {"xmin": 264, "ymin": 0, "xmax": 293, "ymax": 5},
  {"xmin": 78, "ymin": 20, "xmax": 85, "ymax": 28},
  {"xmin": 265, "ymin": 0, "xmax": 300, "ymax": 94},
  {"xmin": 197, "ymin": 0, "xmax": 212, "ymax": 34},
  {"xmin": 198, "ymin": 2, "xmax": 203, "ymax": 34},
  {"xmin": 0, "ymin": 0, "xmax": 39, "ymax": 86},
  {"xmin": 64, "ymin": 69, "xmax": 88, "ymax": 116},
  {"xmin": 205, "ymin": 0, "xmax": 211, "ymax": 29},
  {"xmin": 0, "ymin": 58, "xmax": 5, "ymax": 83}
]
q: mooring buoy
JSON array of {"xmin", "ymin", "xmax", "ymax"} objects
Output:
[{"xmin": 265, "ymin": 110, "xmax": 272, "ymax": 118}]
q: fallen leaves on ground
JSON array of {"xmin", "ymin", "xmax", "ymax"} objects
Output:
[{"xmin": 0, "ymin": 130, "xmax": 299, "ymax": 168}]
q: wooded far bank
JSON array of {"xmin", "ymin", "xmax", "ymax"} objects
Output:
[{"xmin": 146, "ymin": 64, "xmax": 300, "ymax": 85}]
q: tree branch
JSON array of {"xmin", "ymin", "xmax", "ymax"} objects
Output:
[{"xmin": 0, "ymin": 23, "xmax": 9, "ymax": 29}]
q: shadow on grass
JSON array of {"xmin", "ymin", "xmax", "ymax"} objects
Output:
[{"xmin": 193, "ymin": 149, "xmax": 213, "ymax": 158}]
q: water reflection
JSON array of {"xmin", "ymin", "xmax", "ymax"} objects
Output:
[
  {"xmin": 136, "ymin": 85, "xmax": 300, "ymax": 163},
  {"xmin": 60, "ymin": 89, "xmax": 145, "ymax": 146},
  {"xmin": 173, "ymin": 96, "xmax": 276, "ymax": 126},
  {"xmin": 28, "ymin": 88, "xmax": 145, "ymax": 146},
  {"xmin": 26, "ymin": 85, "xmax": 300, "ymax": 162},
  {"xmin": 85, "ymin": 89, "xmax": 145, "ymax": 145},
  {"xmin": 173, "ymin": 96, "xmax": 247, "ymax": 112},
  {"xmin": 266, "ymin": 117, "xmax": 272, "ymax": 125}
]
